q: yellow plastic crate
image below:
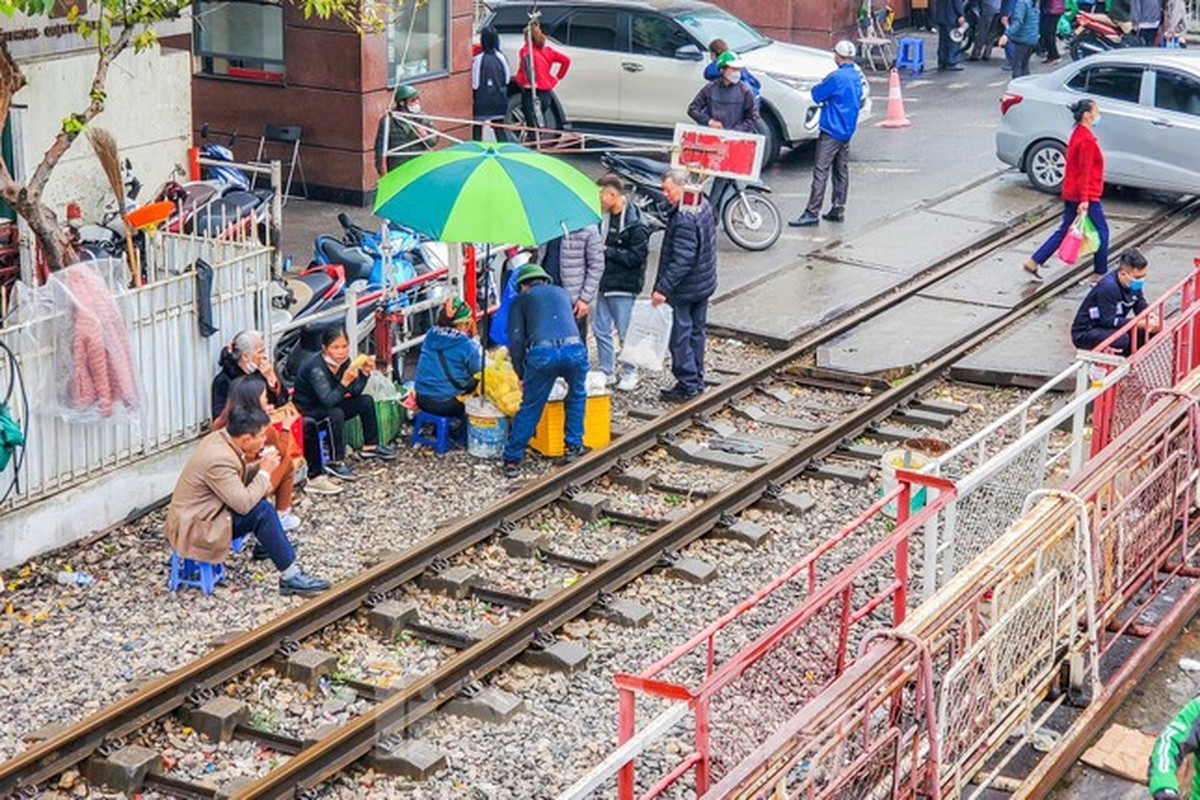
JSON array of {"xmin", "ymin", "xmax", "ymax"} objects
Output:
[{"xmin": 530, "ymin": 394, "xmax": 611, "ymax": 457}]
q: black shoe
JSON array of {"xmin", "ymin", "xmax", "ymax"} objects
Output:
[
  {"xmin": 659, "ymin": 386, "xmax": 699, "ymax": 404},
  {"xmin": 557, "ymin": 445, "xmax": 591, "ymax": 465},
  {"xmin": 325, "ymin": 462, "xmax": 358, "ymax": 481},
  {"xmin": 788, "ymin": 212, "xmax": 819, "ymax": 228},
  {"xmin": 279, "ymin": 571, "xmax": 330, "ymax": 596},
  {"xmin": 360, "ymin": 444, "xmax": 397, "ymax": 460},
  {"xmin": 944, "ymin": 64, "xmax": 964, "ymax": 71},
  {"xmin": 502, "ymin": 460, "xmax": 521, "ymax": 479},
  {"xmin": 822, "ymin": 209, "xmax": 845, "ymax": 223}
]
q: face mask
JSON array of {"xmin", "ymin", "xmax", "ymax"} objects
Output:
[
  {"xmin": 1091, "ymin": 114, "xmax": 1100, "ymax": 128},
  {"xmin": 1129, "ymin": 278, "xmax": 1145, "ymax": 293},
  {"xmin": 409, "ymin": 102, "xmax": 422, "ymax": 114},
  {"xmin": 725, "ymin": 71, "xmax": 741, "ymax": 84},
  {"xmin": 243, "ymin": 360, "xmax": 259, "ymax": 373}
]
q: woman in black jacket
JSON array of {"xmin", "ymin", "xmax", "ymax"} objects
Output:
[
  {"xmin": 292, "ymin": 328, "xmax": 395, "ymax": 480},
  {"xmin": 593, "ymin": 174, "xmax": 650, "ymax": 391}
]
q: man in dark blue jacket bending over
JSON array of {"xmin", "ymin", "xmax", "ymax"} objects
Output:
[
  {"xmin": 502, "ymin": 264, "xmax": 590, "ymax": 478},
  {"xmin": 1071, "ymin": 249, "xmax": 1156, "ymax": 356},
  {"xmin": 790, "ymin": 41, "xmax": 864, "ymax": 228},
  {"xmin": 653, "ymin": 167, "xmax": 717, "ymax": 404}
]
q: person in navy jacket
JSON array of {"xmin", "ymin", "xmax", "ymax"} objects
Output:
[
  {"xmin": 789, "ymin": 41, "xmax": 864, "ymax": 229},
  {"xmin": 1071, "ymin": 250, "xmax": 1157, "ymax": 355},
  {"xmin": 413, "ymin": 298, "xmax": 483, "ymax": 422}
]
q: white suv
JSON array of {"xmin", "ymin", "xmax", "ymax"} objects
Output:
[{"xmin": 484, "ymin": 0, "xmax": 872, "ymax": 164}]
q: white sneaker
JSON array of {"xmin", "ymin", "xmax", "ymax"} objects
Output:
[
  {"xmin": 604, "ymin": 373, "xmax": 618, "ymax": 387},
  {"xmin": 305, "ymin": 475, "xmax": 343, "ymax": 496},
  {"xmin": 278, "ymin": 510, "xmax": 302, "ymax": 531},
  {"xmin": 616, "ymin": 372, "xmax": 640, "ymax": 392}
]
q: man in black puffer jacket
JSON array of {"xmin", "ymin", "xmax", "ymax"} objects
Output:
[{"xmin": 652, "ymin": 167, "xmax": 717, "ymax": 403}]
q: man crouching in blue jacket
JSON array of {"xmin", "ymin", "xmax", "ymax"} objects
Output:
[
  {"xmin": 653, "ymin": 167, "xmax": 717, "ymax": 404},
  {"xmin": 502, "ymin": 264, "xmax": 590, "ymax": 478},
  {"xmin": 413, "ymin": 297, "xmax": 483, "ymax": 424}
]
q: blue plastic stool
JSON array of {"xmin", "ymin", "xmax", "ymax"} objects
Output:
[
  {"xmin": 411, "ymin": 411, "xmax": 454, "ymax": 455},
  {"xmin": 895, "ymin": 37, "xmax": 926, "ymax": 77},
  {"xmin": 167, "ymin": 535, "xmax": 250, "ymax": 595}
]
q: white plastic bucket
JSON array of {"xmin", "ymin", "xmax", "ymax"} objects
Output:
[
  {"xmin": 466, "ymin": 397, "xmax": 508, "ymax": 459},
  {"xmin": 880, "ymin": 448, "xmax": 929, "ymax": 518}
]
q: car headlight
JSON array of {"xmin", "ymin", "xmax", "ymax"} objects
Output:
[{"xmin": 764, "ymin": 72, "xmax": 815, "ymax": 93}]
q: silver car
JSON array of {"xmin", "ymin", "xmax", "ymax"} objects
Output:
[{"xmin": 996, "ymin": 50, "xmax": 1200, "ymax": 194}]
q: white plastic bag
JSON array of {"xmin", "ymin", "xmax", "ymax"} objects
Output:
[
  {"xmin": 548, "ymin": 377, "xmax": 569, "ymax": 402},
  {"xmin": 620, "ymin": 299, "xmax": 673, "ymax": 373},
  {"xmin": 365, "ymin": 370, "xmax": 400, "ymax": 401}
]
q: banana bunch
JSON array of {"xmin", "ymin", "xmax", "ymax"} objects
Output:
[{"xmin": 477, "ymin": 347, "xmax": 522, "ymax": 416}]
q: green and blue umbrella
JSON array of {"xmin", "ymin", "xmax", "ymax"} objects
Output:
[{"xmin": 373, "ymin": 142, "xmax": 601, "ymax": 246}]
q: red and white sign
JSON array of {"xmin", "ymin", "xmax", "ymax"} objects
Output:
[{"xmin": 672, "ymin": 123, "xmax": 764, "ymax": 183}]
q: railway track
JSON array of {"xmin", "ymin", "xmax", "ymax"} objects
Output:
[{"xmin": 5, "ymin": 196, "xmax": 1198, "ymax": 800}]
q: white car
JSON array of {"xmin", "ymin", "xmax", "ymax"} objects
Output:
[
  {"xmin": 996, "ymin": 50, "xmax": 1200, "ymax": 194},
  {"xmin": 484, "ymin": 0, "xmax": 872, "ymax": 163}
]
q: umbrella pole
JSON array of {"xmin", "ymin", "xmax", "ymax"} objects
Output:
[{"xmin": 480, "ymin": 243, "xmax": 490, "ymax": 405}]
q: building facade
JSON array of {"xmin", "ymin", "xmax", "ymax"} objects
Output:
[{"xmin": 175, "ymin": 0, "xmax": 883, "ymax": 206}]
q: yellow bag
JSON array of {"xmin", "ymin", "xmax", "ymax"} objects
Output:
[{"xmin": 478, "ymin": 352, "xmax": 522, "ymax": 416}]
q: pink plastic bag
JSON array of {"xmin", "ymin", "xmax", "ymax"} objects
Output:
[{"xmin": 1057, "ymin": 218, "xmax": 1084, "ymax": 265}]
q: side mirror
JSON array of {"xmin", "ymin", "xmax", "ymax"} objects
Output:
[{"xmin": 675, "ymin": 44, "xmax": 704, "ymax": 61}]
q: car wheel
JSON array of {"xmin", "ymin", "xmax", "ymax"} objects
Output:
[
  {"xmin": 758, "ymin": 112, "xmax": 782, "ymax": 169},
  {"xmin": 1025, "ymin": 139, "xmax": 1067, "ymax": 194},
  {"xmin": 503, "ymin": 94, "xmax": 562, "ymax": 144}
]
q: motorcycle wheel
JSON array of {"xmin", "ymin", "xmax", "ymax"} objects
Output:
[{"xmin": 722, "ymin": 192, "xmax": 781, "ymax": 252}]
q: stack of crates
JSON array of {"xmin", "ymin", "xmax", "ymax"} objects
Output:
[{"xmin": 530, "ymin": 394, "xmax": 611, "ymax": 457}]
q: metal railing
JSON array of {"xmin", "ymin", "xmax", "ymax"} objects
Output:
[
  {"xmin": 705, "ymin": 368, "xmax": 1200, "ymax": 799},
  {"xmin": 0, "ymin": 233, "xmax": 272, "ymax": 513}
]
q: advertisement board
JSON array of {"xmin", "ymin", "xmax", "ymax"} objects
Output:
[{"xmin": 671, "ymin": 123, "xmax": 764, "ymax": 183}]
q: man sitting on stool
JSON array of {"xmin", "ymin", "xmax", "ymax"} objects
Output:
[
  {"xmin": 1071, "ymin": 249, "xmax": 1157, "ymax": 357},
  {"xmin": 165, "ymin": 405, "xmax": 330, "ymax": 596},
  {"xmin": 501, "ymin": 264, "xmax": 590, "ymax": 479}
]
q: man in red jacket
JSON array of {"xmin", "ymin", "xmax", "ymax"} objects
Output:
[{"xmin": 1024, "ymin": 98, "xmax": 1109, "ymax": 281}]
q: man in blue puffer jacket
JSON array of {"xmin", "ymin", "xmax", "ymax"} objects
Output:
[{"xmin": 652, "ymin": 167, "xmax": 717, "ymax": 403}]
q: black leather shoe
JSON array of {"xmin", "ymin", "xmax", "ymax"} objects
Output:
[
  {"xmin": 502, "ymin": 460, "xmax": 521, "ymax": 479},
  {"xmin": 822, "ymin": 209, "xmax": 844, "ymax": 223},
  {"xmin": 557, "ymin": 445, "xmax": 592, "ymax": 465},
  {"xmin": 788, "ymin": 212, "xmax": 819, "ymax": 228}
]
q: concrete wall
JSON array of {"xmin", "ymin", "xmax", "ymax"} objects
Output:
[{"xmin": 13, "ymin": 46, "xmax": 192, "ymax": 220}]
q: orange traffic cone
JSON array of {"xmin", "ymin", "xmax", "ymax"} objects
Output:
[{"xmin": 878, "ymin": 68, "xmax": 912, "ymax": 129}]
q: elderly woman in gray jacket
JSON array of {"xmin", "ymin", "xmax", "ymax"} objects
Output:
[{"xmin": 538, "ymin": 223, "xmax": 604, "ymax": 340}]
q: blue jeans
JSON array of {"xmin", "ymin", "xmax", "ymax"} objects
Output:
[
  {"xmin": 669, "ymin": 299, "xmax": 708, "ymax": 395},
  {"xmin": 232, "ymin": 498, "xmax": 295, "ymax": 571},
  {"xmin": 503, "ymin": 342, "xmax": 589, "ymax": 462},
  {"xmin": 1032, "ymin": 200, "xmax": 1110, "ymax": 275},
  {"xmin": 593, "ymin": 294, "xmax": 636, "ymax": 378}
]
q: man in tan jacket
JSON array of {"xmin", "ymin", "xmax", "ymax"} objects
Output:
[{"xmin": 165, "ymin": 405, "xmax": 329, "ymax": 596}]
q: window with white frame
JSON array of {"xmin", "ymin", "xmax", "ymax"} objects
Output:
[
  {"xmin": 388, "ymin": 0, "xmax": 449, "ymax": 83},
  {"xmin": 194, "ymin": 0, "xmax": 285, "ymax": 82}
]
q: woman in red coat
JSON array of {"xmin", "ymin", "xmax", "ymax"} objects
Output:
[
  {"xmin": 1024, "ymin": 98, "xmax": 1109, "ymax": 281},
  {"xmin": 515, "ymin": 20, "xmax": 571, "ymax": 134}
]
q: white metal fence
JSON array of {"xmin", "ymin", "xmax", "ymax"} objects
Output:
[{"xmin": 0, "ymin": 233, "xmax": 272, "ymax": 513}]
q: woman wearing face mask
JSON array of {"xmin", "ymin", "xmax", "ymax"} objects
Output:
[
  {"xmin": 292, "ymin": 328, "xmax": 395, "ymax": 481},
  {"xmin": 1024, "ymin": 98, "xmax": 1109, "ymax": 282},
  {"xmin": 211, "ymin": 330, "xmax": 288, "ymax": 418}
]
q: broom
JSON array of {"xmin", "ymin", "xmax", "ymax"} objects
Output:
[{"xmin": 87, "ymin": 127, "xmax": 141, "ymax": 287}]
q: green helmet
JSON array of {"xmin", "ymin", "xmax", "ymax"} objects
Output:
[
  {"xmin": 394, "ymin": 84, "xmax": 420, "ymax": 103},
  {"xmin": 515, "ymin": 264, "xmax": 551, "ymax": 286}
]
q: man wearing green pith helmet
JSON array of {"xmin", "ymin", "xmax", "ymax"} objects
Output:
[
  {"xmin": 1149, "ymin": 696, "xmax": 1200, "ymax": 799},
  {"xmin": 374, "ymin": 84, "xmax": 434, "ymax": 176}
]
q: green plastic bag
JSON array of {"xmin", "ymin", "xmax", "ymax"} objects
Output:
[
  {"xmin": 1080, "ymin": 215, "xmax": 1102, "ymax": 257},
  {"xmin": 0, "ymin": 403, "xmax": 24, "ymax": 472}
]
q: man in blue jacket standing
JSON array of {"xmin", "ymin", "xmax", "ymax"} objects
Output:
[
  {"xmin": 502, "ymin": 264, "xmax": 590, "ymax": 478},
  {"xmin": 653, "ymin": 167, "xmax": 717, "ymax": 403},
  {"xmin": 934, "ymin": 0, "xmax": 966, "ymax": 71},
  {"xmin": 789, "ymin": 41, "xmax": 864, "ymax": 229}
]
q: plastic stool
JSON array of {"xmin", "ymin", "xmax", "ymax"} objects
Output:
[
  {"xmin": 411, "ymin": 411, "xmax": 454, "ymax": 455},
  {"xmin": 167, "ymin": 535, "xmax": 251, "ymax": 595},
  {"xmin": 895, "ymin": 37, "xmax": 926, "ymax": 77}
]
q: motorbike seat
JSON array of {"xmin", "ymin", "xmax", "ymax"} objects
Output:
[
  {"xmin": 317, "ymin": 238, "xmax": 374, "ymax": 284},
  {"xmin": 290, "ymin": 271, "xmax": 335, "ymax": 315},
  {"xmin": 609, "ymin": 154, "xmax": 670, "ymax": 180},
  {"xmin": 189, "ymin": 199, "xmax": 246, "ymax": 236},
  {"xmin": 218, "ymin": 190, "xmax": 263, "ymax": 214}
]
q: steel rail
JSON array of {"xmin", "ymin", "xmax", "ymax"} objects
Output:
[
  {"xmin": 232, "ymin": 200, "xmax": 1200, "ymax": 798},
  {"xmin": 1, "ymin": 196, "xmax": 1190, "ymax": 798}
]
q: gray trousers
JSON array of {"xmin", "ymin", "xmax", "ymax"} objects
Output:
[{"xmin": 804, "ymin": 133, "xmax": 851, "ymax": 216}]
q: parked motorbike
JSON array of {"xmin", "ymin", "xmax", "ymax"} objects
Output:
[
  {"xmin": 76, "ymin": 159, "xmax": 142, "ymax": 260},
  {"xmin": 600, "ymin": 153, "xmax": 782, "ymax": 252},
  {"xmin": 1068, "ymin": 11, "xmax": 1142, "ymax": 61}
]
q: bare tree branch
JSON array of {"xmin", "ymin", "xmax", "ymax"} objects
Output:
[
  {"xmin": 25, "ymin": 23, "xmax": 133, "ymax": 201},
  {"xmin": 0, "ymin": 43, "xmax": 27, "ymax": 136}
]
